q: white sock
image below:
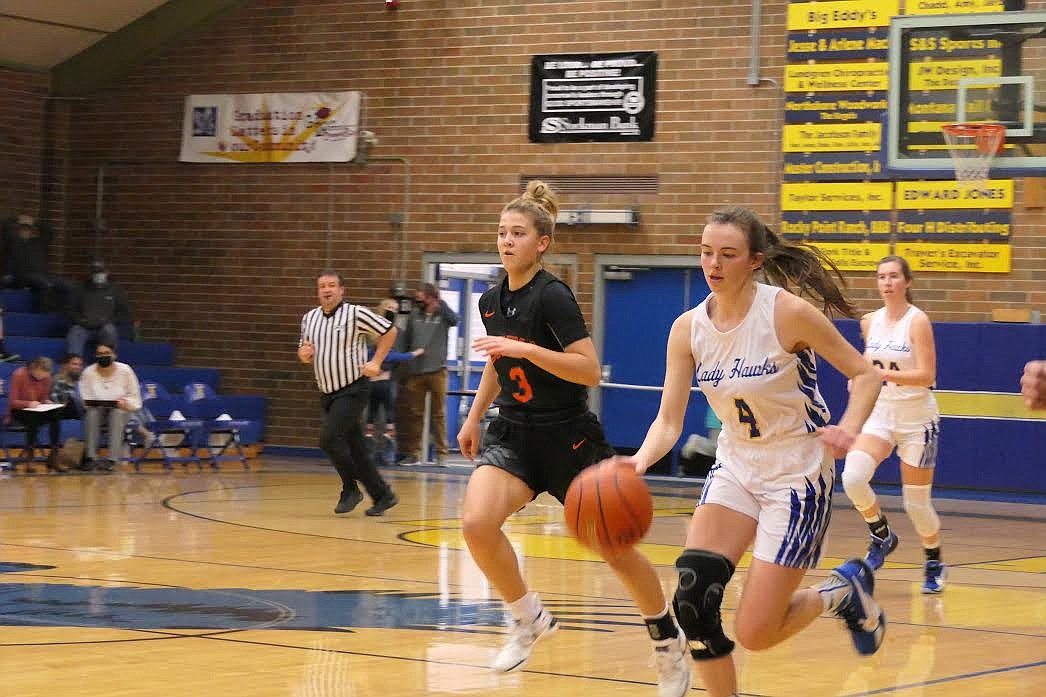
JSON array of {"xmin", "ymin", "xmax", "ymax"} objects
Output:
[
  {"xmin": 642, "ymin": 603, "xmax": 671, "ymax": 622},
  {"xmin": 508, "ymin": 592, "xmax": 542, "ymax": 623}
]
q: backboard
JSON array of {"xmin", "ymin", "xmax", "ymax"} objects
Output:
[{"xmin": 887, "ymin": 10, "xmax": 1046, "ymax": 177}]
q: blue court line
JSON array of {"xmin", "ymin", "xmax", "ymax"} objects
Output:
[{"xmin": 839, "ymin": 659, "xmax": 1046, "ymax": 696}]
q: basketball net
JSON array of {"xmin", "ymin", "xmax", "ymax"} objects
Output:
[{"xmin": 941, "ymin": 123, "xmax": 1006, "ymax": 188}]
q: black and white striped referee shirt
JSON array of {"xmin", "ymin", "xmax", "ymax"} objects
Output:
[{"xmin": 300, "ymin": 301, "xmax": 392, "ymax": 394}]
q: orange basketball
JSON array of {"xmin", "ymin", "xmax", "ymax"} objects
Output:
[{"xmin": 564, "ymin": 460, "xmax": 653, "ymax": 554}]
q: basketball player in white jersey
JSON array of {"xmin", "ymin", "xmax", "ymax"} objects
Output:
[
  {"xmin": 612, "ymin": 207, "xmax": 885, "ymax": 697},
  {"xmin": 842, "ymin": 255, "xmax": 945, "ymax": 593}
]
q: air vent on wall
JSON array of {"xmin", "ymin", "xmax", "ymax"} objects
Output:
[{"xmin": 520, "ymin": 175, "xmax": 658, "ymax": 195}]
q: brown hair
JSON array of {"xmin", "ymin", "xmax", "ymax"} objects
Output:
[
  {"xmin": 419, "ymin": 282, "xmax": 439, "ymax": 300},
  {"xmin": 707, "ymin": 206, "xmax": 858, "ymax": 318},
  {"xmin": 29, "ymin": 356, "xmax": 53, "ymax": 372},
  {"xmin": 503, "ymin": 180, "xmax": 559, "ymax": 241},
  {"xmin": 877, "ymin": 255, "xmax": 914, "ymax": 304}
]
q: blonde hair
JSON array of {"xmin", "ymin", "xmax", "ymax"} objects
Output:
[{"xmin": 503, "ymin": 180, "xmax": 559, "ymax": 240}]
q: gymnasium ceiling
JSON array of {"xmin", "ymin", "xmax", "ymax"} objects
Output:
[{"xmin": 0, "ymin": 0, "xmax": 246, "ymax": 96}]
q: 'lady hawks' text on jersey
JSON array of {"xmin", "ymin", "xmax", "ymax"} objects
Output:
[
  {"xmin": 478, "ymin": 270, "xmax": 589, "ymax": 413},
  {"xmin": 691, "ymin": 283, "xmax": 831, "ymax": 453},
  {"xmin": 864, "ymin": 304, "xmax": 936, "ymax": 404}
]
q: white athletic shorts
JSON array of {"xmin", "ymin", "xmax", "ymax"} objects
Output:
[
  {"xmin": 699, "ymin": 436, "xmax": 834, "ymax": 569},
  {"xmin": 861, "ymin": 398, "xmax": 940, "ymax": 468}
]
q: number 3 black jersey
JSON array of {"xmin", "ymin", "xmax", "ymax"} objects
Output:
[{"xmin": 478, "ymin": 269, "xmax": 590, "ymax": 414}]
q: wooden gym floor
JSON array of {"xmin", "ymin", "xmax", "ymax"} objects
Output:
[{"xmin": 0, "ymin": 456, "xmax": 1043, "ymax": 696}]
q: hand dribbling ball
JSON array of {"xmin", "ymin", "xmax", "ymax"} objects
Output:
[{"xmin": 564, "ymin": 460, "xmax": 653, "ymax": 554}]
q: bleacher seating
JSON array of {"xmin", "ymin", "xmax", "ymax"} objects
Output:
[{"xmin": 0, "ymin": 288, "xmax": 266, "ymax": 466}]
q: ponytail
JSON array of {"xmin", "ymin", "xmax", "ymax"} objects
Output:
[{"xmin": 708, "ymin": 207, "xmax": 858, "ymax": 319}]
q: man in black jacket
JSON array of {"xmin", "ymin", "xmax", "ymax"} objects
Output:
[
  {"xmin": 66, "ymin": 260, "xmax": 132, "ymax": 358},
  {"xmin": 1, "ymin": 213, "xmax": 75, "ymax": 313}
]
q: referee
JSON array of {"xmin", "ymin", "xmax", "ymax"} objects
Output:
[{"xmin": 298, "ymin": 270, "xmax": 399, "ymax": 516}]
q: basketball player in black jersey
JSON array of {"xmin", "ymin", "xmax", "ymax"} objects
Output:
[{"xmin": 456, "ymin": 181, "xmax": 691, "ymax": 697}]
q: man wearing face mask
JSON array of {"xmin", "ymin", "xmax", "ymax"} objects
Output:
[
  {"xmin": 396, "ymin": 283, "xmax": 458, "ymax": 466},
  {"xmin": 66, "ymin": 260, "xmax": 132, "ymax": 359},
  {"xmin": 79, "ymin": 342, "xmax": 142, "ymax": 471}
]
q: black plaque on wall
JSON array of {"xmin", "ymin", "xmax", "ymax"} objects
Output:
[{"xmin": 529, "ymin": 52, "xmax": 656, "ymax": 143}]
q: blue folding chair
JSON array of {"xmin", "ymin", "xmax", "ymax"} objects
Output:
[
  {"xmin": 132, "ymin": 381, "xmax": 204, "ymax": 471},
  {"xmin": 183, "ymin": 382, "xmax": 249, "ymax": 469}
]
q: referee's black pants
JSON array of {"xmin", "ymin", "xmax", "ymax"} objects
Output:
[{"xmin": 320, "ymin": 379, "xmax": 392, "ymax": 501}]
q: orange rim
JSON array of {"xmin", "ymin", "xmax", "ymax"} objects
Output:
[{"xmin": 942, "ymin": 123, "xmax": 1006, "ymax": 154}]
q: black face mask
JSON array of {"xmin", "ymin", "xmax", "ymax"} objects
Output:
[
  {"xmin": 384, "ymin": 310, "xmax": 395, "ymax": 321},
  {"xmin": 68, "ymin": 370, "xmax": 82, "ymax": 380},
  {"xmin": 95, "ymin": 356, "xmax": 114, "ymax": 367}
]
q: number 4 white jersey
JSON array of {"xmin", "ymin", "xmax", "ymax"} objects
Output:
[{"xmin": 691, "ymin": 283, "xmax": 831, "ymax": 460}]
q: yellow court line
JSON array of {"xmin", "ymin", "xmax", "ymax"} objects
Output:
[
  {"xmin": 935, "ymin": 390, "xmax": 1045, "ymax": 421},
  {"xmin": 401, "ymin": 528, "xmax": 923, "ymax": 570}
]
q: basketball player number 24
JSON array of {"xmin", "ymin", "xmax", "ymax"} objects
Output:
[
  {"xmin": 509, "ymin": 366, "xmax": 533, "ymax": 403},
  {"xmin": 734, "ymin": 398, "xmax": 761, "ymax": 438}
]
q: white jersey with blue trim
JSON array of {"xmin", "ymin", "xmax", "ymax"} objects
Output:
[
  {"xmin": 691, "ymin": 283, "xmax": 831, "ymax": 460},
  {"xmin": 864, "ymin": 305, "xmax": 937, "ymax": 407}
]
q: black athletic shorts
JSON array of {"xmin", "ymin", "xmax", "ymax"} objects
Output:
[{"xmin": 473, "ymin": 408, "xmax": 615, "ymax": 504}]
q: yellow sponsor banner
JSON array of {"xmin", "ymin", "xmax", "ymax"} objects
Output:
[
  {"xmin": 895, "ymin": 242, "xmax": 1010, "ymax": 272},
  {"xmin": 905, "ymin": 0, "xmax": 1003, "ymax": 15},
  {"xmin": 788, "ymin": 0, "xmax": 899, "ymax": 30},
  {"xmin": 908, "ymin": 58, "xmax": 1002, "ymax": 91},
  {"xmin": 935, "ymin": 391, "xmax": 1045, "ymax": 421},
  {"xmin": 782, "ymin": 182, "xmax": 894, "ymax": 211},
  {"xmin": 786, "ymin": 63, "xmax": 889, "ymax": 92},
  {"xmin": 808, "ymin": 242, "xmax": 893, "ymax": 271},
  {"xmin": 783, "ymin": 123, "xmax": 882, "ymax": 152},
  {"xmin": 895, "ymin": 180, "xmax": 1013, "ymax": 209}
]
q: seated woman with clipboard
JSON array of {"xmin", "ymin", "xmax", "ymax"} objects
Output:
[
  {"xmin": 5, "ymin": 356, "xmax": 67, "ymax": 473},
  {"xmin": 79, "ymin": 342, "xmax": 142, "ymax": 471}
]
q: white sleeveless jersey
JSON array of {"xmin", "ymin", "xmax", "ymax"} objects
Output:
[
  {"xmin": 691, "ymin": 283, "xmax": 831, "ymax": 460},
  {"xmin": 864, "ymin": 305, "xmax": 937, "ymax": 405}
]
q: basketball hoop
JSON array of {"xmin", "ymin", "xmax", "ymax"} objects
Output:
[{"xmin": 941, "ymin": 123, "xmax": 1006, "ymax": 187}]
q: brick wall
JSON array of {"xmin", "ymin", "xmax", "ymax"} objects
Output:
[
  {"xmin": 0, "ymin": 69, "xmax": 47, "ymax": 218},
  {"xmin": 7, "ymin": 1, "xmax": 1045, "ymax": 445}
]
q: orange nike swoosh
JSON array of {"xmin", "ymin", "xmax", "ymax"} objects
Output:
[
  {"xmin": 571, "ymin": 438, "xmax": 587, "ymax": 450},
  {"xmin": 483, "ymin": 311, "xmax": 495, "ymax": 317}
]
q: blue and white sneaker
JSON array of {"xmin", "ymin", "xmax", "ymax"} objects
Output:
[
  {"xmin": 832, "ymin": 558, "xmax": 886, "ymax": 655},
  {"xmin": 922, "ymin": 560, "xmax": 946, "ymax": 594},
  {"xmin": 864, "ymin": 530, "xmax": 899, "ymax": 571}
]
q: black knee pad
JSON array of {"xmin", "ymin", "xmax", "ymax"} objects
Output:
[{"xmin": 673, "ymin": 549, "xmax": 736, "ymax": 660}]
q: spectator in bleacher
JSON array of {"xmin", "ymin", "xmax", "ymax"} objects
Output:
[
  {"xmin": 6, "ymin": 356, "xmax": 67, "ymax": 473},
  {"xmin": 396, "ymin": 283, "xmax": 458, "ymax": 466},
  {"xmin": 1, "ymin": 213, "xmax": 75, "ymax": 314},
  {"xmin": 66, "ymin": 260, "xmax": 132, "ymax": 359},
  {"xmin": 298, "ymin": 270, "xmax": 400, "ymax": 516},
  {"xmin": 0, "ymin": 305, "xmax": 20, "ymax": 362},
  {"xmin": 79, "ymin": 341, "xmax": 141, "ymax": 472},
  {"xmin": 50, "ymin": 353, "xmax": 85, "ymax": 419}
]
